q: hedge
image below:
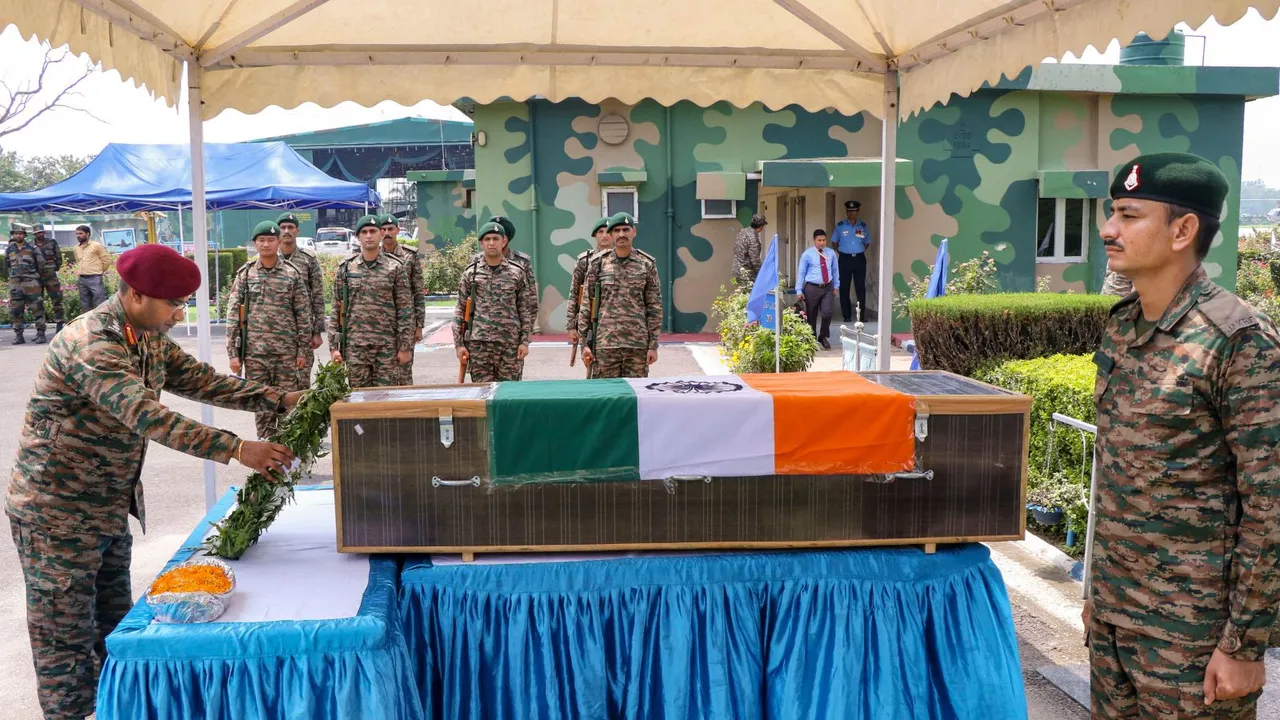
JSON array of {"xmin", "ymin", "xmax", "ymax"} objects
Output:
[
  {"xmin": 975, "ymin": 353, "xmax": 1095, "ymax": 537},
  {"xmin": 908, "ymin": 293, "xmax": 1116, "ymax": 377},
  {"xmin": 196, "ymin": 248, "xmax": 249, "ymax": 299},
  {"xmin": 1238, "ymin": 247, "xmax": 1280, "ymax": 290}
]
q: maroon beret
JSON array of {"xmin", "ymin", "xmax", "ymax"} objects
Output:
[{"xmin": 117, "ymin": 244, "xmax": 202, "ymax": 300}]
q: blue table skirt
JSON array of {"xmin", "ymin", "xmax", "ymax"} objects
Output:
[
  {"xmin": 400, "ymin": 544, "xmax": 1027, "ymax": 720},
  {"xmin": 97, "ymin": 487, "xmax": 423, "ymax": 720}
]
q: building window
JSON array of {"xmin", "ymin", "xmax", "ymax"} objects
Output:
[
  {"xmin": 463, "ymin": 189, "xmax": 474, "ymax": 209},
  {"xmin": 701, "ymin": 199, "xmax": 738, "ymax": 219},
  {"xmin": 1037, "ymin": 197, "xmax": 1090, "ymax": 263},
  {"xmin": 602, "ymin": 187, "xmax": 638, "ymax": 219}
]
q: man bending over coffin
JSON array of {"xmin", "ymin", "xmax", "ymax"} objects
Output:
[
  {"xmin": 455, "ymin": 221, "xmax": 537, "ymax": 382},
  {"xmin": 7, "ymin": 244, "xmax": 301, "ymax": 719}
]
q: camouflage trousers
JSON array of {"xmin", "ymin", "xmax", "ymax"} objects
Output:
[
  {"xmin": 345, "ymin": 344, "xmax": 404, "ymax": 389},
  {"xmin": 40, "ymin": 272, "xmax": 64, "ymax": 323},
  {"xmin": 1090, "ymin": 616, "xmax": 1258, "ymax": 718},
  {"xmin": 9, "ymin": 278, "xmax": 45, "ymax": 332},
  {"xmin": 296, "ymin": 349, "xmax": 315, "ymax": 389},
  {"xmin": 592, "ymin": 348, "xmax": 649, "ymax": 378},
  {"xmin": 466, "ymin": 340, "xmax": 522, "ymax": 382},
  {"xmin": 9, "ymin": 518, "xmax": 132, "ymax": 720},
  {"xmin": 395, "ymin": 347, "xmax": 416, "ymax": 386},
  {"xmin": 246, "ymin": 354, "xmax": 304, "ymax": 439}
]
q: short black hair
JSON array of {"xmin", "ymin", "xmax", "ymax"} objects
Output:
[
  {"xmin": 1165, "ymin": 203, "xmax": 1219, "ymax": 260},
  {"xmin": 76, "ymin": 225, "xmax": 91, "ymax": 234},
  {"xmin": 813, "ymin": 229, "xmax": 828, "ymax": 239}
]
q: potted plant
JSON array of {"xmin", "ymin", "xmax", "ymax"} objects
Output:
[{"xmin": 1026, "ymin": 473, "xmax": 1083, "ymax": 527}]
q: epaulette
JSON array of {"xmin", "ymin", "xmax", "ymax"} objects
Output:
[
  {"xmin": 235, "ymin": 260, "xmax": 255, "ymax": 277},
  {"xmin": 339, "ymin": 253, "xmax": 359, "ymax": 267},
  {"xmin": 634, "ymin": 248, "xmax": 656, "ymax": 263},
  {"xmin": 512, "ymin": 250, "xmax": 532, "ymax": 262},
  {"xmin": 297, "ymin": 245, "xmax": 317, "ymax": 258},
  {"xmin": 1198, "ymin": 283, "xmax": 1261, "ymax": 337},
  {"xmin": 380, "ymin": 250, "xmax": 404, "ymax": 265},
  {"xmin": 399, "ymin": 244, "xmax": 418, "ymax": 255}
]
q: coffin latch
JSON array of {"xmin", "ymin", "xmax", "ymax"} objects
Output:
[
  {"xmin": 915, "ymin": 412, "xmax": 929, "ymax": 441},
  {"xmin": 440, "ymin": 409, "xmax": 455, "ymax": 448}
]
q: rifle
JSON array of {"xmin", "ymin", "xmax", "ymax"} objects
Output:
[
  {"xmin": 236, "ymin": 272, "xmax": 248, "ymax": 374},
  {"xmin": 585, "ymin": 276, "xmax": 601, "ymax": 380},
  {"xmin": 337, "ymin": 271, "xmax": 350, "ymax": 357},
  {"xmin": 569, "ymin": 284, "xmax": 584, "ymax": 366},
  {"xmin": 457, "ymin": 264, "xmax": 477, "ymax": 382}
]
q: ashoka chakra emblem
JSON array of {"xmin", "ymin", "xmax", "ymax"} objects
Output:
[{"xmin": 645, "ymin": 380, "xmax": 743, "ymax": 394}]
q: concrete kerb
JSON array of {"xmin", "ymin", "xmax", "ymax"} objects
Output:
[{"xmin": 1016, "ymin": 529, "xmax": 1085, "ymax": 583}]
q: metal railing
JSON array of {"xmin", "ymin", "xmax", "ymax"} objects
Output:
[
  {"xmin": 1049, "ymin": 411, "xmax": 1098, "ymax": 600},
  {"xmin": 839, "ymin": 304, "xmax": 878, "ymax": 372}
]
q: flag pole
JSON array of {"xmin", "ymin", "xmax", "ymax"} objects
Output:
[{"xmin": 775, "ymin": 234, "xmax": 782, "ymax": 373}]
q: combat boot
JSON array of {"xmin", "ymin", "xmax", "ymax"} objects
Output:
[
  {"xmin": 33, "ymin": 329, "xmax": 46, "ymax": 344},
  {"xmin": 13, "ymin": 330, "xmax": 25, "ymax": 345}
]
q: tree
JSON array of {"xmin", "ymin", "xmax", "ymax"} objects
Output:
[
  {"xmin": 0, "ymin": 149, "xmax": 94, "ymax": 192},
  {"xmin": 0, "ymin": 47, "xmax": 101, "ymax": 140}
]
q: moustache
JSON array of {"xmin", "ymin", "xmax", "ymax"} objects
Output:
[{"xmin": 1103, "ymin": 240, "xmax": 1123, "ymax": 249}]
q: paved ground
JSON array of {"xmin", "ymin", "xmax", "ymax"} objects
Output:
[{"xmin": 0, "ymin": 319, "xmax": 1089, "ymax": 719}]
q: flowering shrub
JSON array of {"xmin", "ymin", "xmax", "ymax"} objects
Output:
[{"xmin": 712, "ymin": 286, "xmax": 818, "ymax": 373}]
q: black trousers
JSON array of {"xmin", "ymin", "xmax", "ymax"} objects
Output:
[
  {"xmin": 802, "ymin": 282, "xmax": 834, "ymax": 342},
  {"xmin": 837, "ymin": 252, "xmax": 868, "ymax": 322}
]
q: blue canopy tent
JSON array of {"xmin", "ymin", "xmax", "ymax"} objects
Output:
[
  {"xmin": 0, "ymin": 142, "xmax": 378, "ymax": 213},
  {"xmin": 0, "ymin": 141, "xmax": 378, "ymax": 509}
]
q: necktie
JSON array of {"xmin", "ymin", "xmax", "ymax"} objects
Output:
[{"xmin": 820, "ymin": 252, "xmax": 829, "ymax": 284}]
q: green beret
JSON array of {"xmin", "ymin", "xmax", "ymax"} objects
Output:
[
  {"xmin": 478, "ymin": 221, "xmax": 507, "ymax": 239},
  {"xmin": 379, "ymin": 213, "xmax": 398, "ymax": 227},
  {"xmin": 486, "ymin": 215, "xmax": 516, "ymax": 242},
  {"xmin": 276, "ymin": 212, "xmax": 300, "ymax": 227},
  {"xmin": 607, "ymin": 212, "xmax": 637, "ymax": 231},
  {"xmin": 1110, "ymin": 152, "xmax": 1228, "ymax": 221},
  {"xmin": 252, "ymin": 221, "xmax": 281, "ymax": 239},
  {"xmin": 354, "ymin": 214, "xmax": 381, "ymax": 233},
  {"xmin": 591, "ymin": 218, "xmax": 610, "ymax": 234}
]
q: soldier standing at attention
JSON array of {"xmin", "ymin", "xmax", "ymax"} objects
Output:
[
  {"xmin": 577, "ymin": 212, "xmax": 662, "ymax": 378},
  {"xmin": 730, "ymin": 214, "xmax": 766, "ymax": 287},
  {"xmin": 73, "ymin": 225, "xmax": 112, "ymax": 312},
  {"xmin": 276, "ymin": 213, "xmax": 325, "ymax": 387},
  {"xmin": 1086, "ymin": 152, "xmax": 1280, "ymax": 718},
  {"xmin": 454, "ymin": 221, "xmax": 537, "ymax": 382},
  {"xmin": 328, "ymin": 214, "xmax": 413, "ymax": 388},
  {"xmin": 379, "ymin": 213, "xmax": 424, "ymax": 384},
  {"xmin": 833, "ymin": 200, "xmax": 872, "ymax": 322},
  {"xmin": 31, "ymin": 224, "xmax": 65, "ymax": 333},
  {"xmin": 7, "ymin": 223, "xmax": 51, "ymax": 345},
  {"xmin": 567, "ymin": 218, "xmax": 612, "ymax": 344},
  {"xmin": 226, "ymin": 222, "xmax": 313, "ymax": 439},
  {"xmin": 6, "ymin": 244, "xmax": 301, "ymax": 720}
]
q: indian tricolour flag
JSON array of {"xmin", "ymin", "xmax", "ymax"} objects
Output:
[{"xmin": 487, "ymin": 371, "xmax": 916, "ymax": 484}]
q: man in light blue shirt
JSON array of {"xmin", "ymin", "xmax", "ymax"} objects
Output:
[
  {"xmin": 833, "ymin": 200, "xmax": 872, "ymax": 322},
  {"xmin": 795, "ymin": 228, "xmax": 840, "ymax": 349}
]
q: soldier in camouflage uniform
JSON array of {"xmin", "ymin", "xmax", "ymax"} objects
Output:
[
  {"xmin": 328, "ymin": 215, "xmax": 414, "ymax": 388},
  {"xmin": 379, "ymin": 213, "xmax": 424, "ymax": 385},
  {"xmin": 226, "ymin": 222, "xmax": 313, "ymax": 439},
  {"xmin": 277, "ymin": 213, "xmax": 326, "ymax": 387},
  {"xmin": 730, "ymin": 214, "xmax": 766, "ymax": 288},
  {"xmin": 1101, "ymin": 261, "xmax": 1134, "ymax": 297},
  {"xmin": 577, "ymin": 212, "xmax": 662, "ymax": 378},
  {"xmin": 566, "ymin": 217, "xmax": 613, "ymax": 365},
  {"xmin": 1087, "ymin": 153, "xmax": 1280, "ymax": 718},
  {"xmin": 31, "ymin": 223, "xmax": 65, "ymax": 333},
  {"xmin": 454, "ymin": 221, "xmax": 537, "ymax": 382},
  {"xmin": 5, "ymin": 244, "xmax": 300, "ymax": 720},
  {"xmin": 473, "ymin": 215, "xmax": 534, "ymax": 280},
  {"xmin": 7, "ymin": 222, "xmax": 51, "ymax": 345}
]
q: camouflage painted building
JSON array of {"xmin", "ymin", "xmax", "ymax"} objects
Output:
[
  {"xmin": 453, "ymin": 62, "xmax": 1277, "ymax": 334},
  {"xmin": 406, "ymin": 169, "xmax": 476, "ymax": 248}
]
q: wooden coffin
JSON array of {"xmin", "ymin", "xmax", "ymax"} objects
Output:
[{"xmin": 331, "ymin": 371, "xmax": 1031, "ymax": 554}]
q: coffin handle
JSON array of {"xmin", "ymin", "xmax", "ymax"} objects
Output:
[
  {"xmin": 432, "ymin": 476, "xmax": 482, "ymax": 488},
  {"xmin": 888, "ymin": 470, "xmax": 934, "ymax": 482}
]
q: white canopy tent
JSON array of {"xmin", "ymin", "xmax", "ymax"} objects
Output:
[{"xmin": 2, "ymin": 0, "xmax": 1275, "ymax": 509}]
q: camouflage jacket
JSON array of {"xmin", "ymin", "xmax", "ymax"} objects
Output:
[
  {"xmin": 566, "ymin": 248, "xmax": 594, "ymax": 331},
  {"xmin": 576, "ymin": 249, "xmax": 662, "ymax": 351},
  {"xmin": 5, "ymin": 294, "xmax": 286, "ymax": 537},
  {"xmin": 281, "ymin": 246, "xmax": 326, "ymax": 334},
  {"xmin": 5, "ymin": 240, "xmax": 50, "ymax": 280},
  {"xmin": 1091, "ymin": 266, "xmax": 1280, "ymax": 661},
  {"xmin": 730, "ymin": 227, "xmax": 762, "ymax": 284},
  {"xmin": 384, "ymin": 242, "xmax": 425, "ymax": 330},
  {"xmin": 453, "ymin": 258, "xmax": 537, "ymax": 346},
  {"xmin": 328, "ymin": 251, "xmax": 414, "ymax": 352},
  {"xmin": 33, "ymin": 235, "xmax": 62, "ymax": 275},
  {"xmin": 226, "ymin": 258, "xmax": 312, "ymax": 361},
  {"xmin": 1101, "ymin": 266, "xmax": 1134, "ymax": 297}
]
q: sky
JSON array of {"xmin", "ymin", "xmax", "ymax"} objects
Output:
[{"xmin": 0, "ymin": 10, "xmax": 1278, "ymax": 184}]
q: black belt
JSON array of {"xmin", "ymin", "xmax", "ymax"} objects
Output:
[
  {"xmin": 79, "ymin": 274, "xmax": 103, "ymax": 278},
  {"xmin": 805, "ymin": 282, "xmax": 832, "ymax": 289},
  {"xmin": 839, "ymin": 251, "xmax": 864, "ymax": 257}
]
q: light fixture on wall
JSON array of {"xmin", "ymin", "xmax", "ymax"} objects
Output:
[{"xmin": 475, "ymin": 131, "xmax": 487, "ymax": 147}]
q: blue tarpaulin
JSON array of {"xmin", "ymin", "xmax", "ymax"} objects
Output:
[{"xmin": 0, "ymin": 142, "xmax": 378, "ymax": 213}]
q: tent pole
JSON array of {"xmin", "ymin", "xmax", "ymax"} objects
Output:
[
  {"xmin": 179, "ymin": 206, "xmax": 191, "ymax": 336},
  {"xmin": 875, "ymin": 71, "xmax": 899, "ymax": 371},
  {"xmin": 188, "ymin": 63, "xmax": 218, "ymax": 512}
]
